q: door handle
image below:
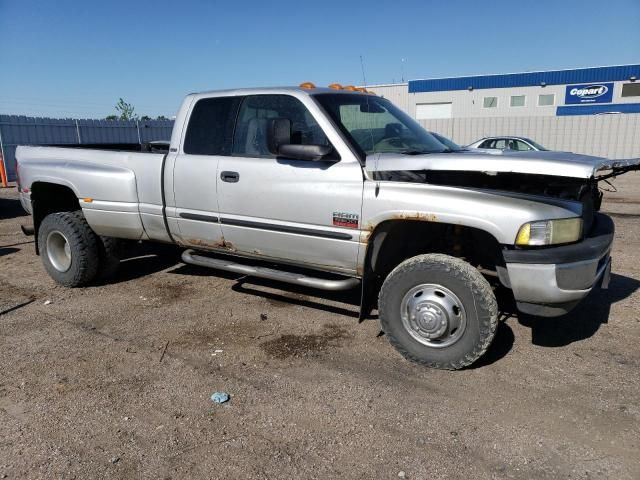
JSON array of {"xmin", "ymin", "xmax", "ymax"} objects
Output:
[{"xmin": 220, "ymin": 171, "xmax": 239, "ymax": 183}]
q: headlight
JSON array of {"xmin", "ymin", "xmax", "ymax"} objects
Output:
[{"xmin": 515, "ymin": 218, "xmax": 583, "ymax": 246}]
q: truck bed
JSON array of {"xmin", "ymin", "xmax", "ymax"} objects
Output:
[{"xmin": 16, "ymin": 145, "xmax": 170, "ymax": 242}]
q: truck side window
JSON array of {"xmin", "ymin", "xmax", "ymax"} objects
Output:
[
  {"xmin": 184, "ymin": 97, "xmax": 242, "ymax": 155},
  {"xmin": 232, "ymin": 95, "xmax": 330, "ymax": 158}
]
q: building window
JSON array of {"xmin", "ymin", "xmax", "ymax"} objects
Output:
[
  {"xmin": 416, "ymin": 102, "xmax": 452, "ymax": 119},
  {"xmin": 538, "ymin": 94, "xmax": 555, "ymax": 106},
  {"xmin": 510, "ymin": 95, "xmax": 526, "ymax": 107},
  {"xmin": 621, "ymin": 83, "xmax": 640, "ymax": 97},
  {"xmin": 483, "ymin": 97, "xmax": 498, "ymax": 108}
]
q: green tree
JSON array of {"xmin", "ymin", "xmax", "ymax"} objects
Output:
[
  {"xmin": 140, "ymin": 115, "xmax": 151, "ymax": 121},
  {"xmin": 115, "ymin": 98, "xmax": 137, "ymax": 121},
  {"xmin": 156, "ymin": 115, "xmax": 168, "ymax": 120},
  {"xmin": 105, "ymin": 115, "xmax": 118, "ymax": 121}
]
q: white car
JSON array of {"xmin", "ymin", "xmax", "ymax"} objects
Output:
[{"xmin": 467, "ymin": 136, "xmax": 549, "ymax": 153}]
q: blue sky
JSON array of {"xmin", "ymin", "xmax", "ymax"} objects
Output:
[{"xmin": 0, "ymin": 0, "xmax": 638, "ymax": 118}]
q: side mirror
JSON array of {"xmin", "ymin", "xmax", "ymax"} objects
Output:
[
  {"xmin": 278, "ymin": 144, "xmax": 335, "ymax": 161},
  {"xmin": 267, "ymin": 118, "xmax": 291, "ymax": 154},
  {"xmin": 268, "ymin": 117, "xmax": 336, "ymax": 161}
]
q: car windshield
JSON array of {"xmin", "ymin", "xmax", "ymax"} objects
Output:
[
  {"xmin": 522, "ymin": 138, "xmax": 548, "ymax": 151},
  {"xmin": 430, "ymin": 132, "xmax": 464, "ymax": 151},
  {"xmin": 313, "ymin": 93, "xmax": 448, "ymax": 156}
]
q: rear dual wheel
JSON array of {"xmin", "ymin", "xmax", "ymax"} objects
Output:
[
  {"xmin": 38, "ymin": 211, "xmax": 120, "ymax": 287},
  {"xmin": 379, "ymin": 254, "xmax": 498, "ymax": 370}
]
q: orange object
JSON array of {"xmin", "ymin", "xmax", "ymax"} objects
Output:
[
  {"xmin": 328, "ymin": 83, "xmax": 343, "ymax": 90},
  {"xmin": 342, "ymin": 85, "xmax": 357, "ymax": 91},
  {"xmin": 0, "ymin": 151, "xmax": 8, "ymax": 188},
  {"xmin": 355, "ymin": 87, "xmax": 367, "ymax": 93},
  {"xmin": 299, "ymin": 82, "xmax": 316, "ymax": 89}
]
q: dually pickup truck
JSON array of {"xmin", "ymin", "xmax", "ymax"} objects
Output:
[{"xmin": 15, "ymin": 84, "xmax": 640, "ymax": 369}]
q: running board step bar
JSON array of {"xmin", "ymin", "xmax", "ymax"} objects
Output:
[{"xmin": 181, "ymin": 249, "xmax": 361, "ymax": 291}]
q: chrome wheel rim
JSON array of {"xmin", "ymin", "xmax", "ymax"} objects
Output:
[
  {"xmin": 400, "ymin": 284, "xmax": 467, "ymax": 348},
  {"xmin": 46, "ymin": 231, "xmax": 72, "ymax": 272}
]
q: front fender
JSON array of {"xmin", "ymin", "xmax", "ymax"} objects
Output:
[{"xmin": 360, "ymin": 181, "xmax": 582, "ymax": 245}]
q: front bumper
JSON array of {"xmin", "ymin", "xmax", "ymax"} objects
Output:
[{"xmin": 502, "ymin": 213, "xmax": 614, "ymax": 317}]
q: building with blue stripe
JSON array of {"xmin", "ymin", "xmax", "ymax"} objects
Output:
[{"xmin": 368, "ymin": 64, "xmax": 640, "ymax": 119}]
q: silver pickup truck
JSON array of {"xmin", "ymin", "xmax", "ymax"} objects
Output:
[{"xmin": 15, "ymin": 84, "xmax": 640, "ymax": 369}]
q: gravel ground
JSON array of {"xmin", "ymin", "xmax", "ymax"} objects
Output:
[{"xmin": 1, "ymin": 174, "xmax": 639, "ymax": 479}]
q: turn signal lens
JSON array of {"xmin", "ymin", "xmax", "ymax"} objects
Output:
[
  {"xmin": 299, "ymin": 82, "xmax": 316, "ymax": 89},
  {"xmin": 515, "ymin": 223, "xmax": 530, "ymax": 245}
]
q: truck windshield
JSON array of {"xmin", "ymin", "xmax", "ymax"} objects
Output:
[
  {"xmin": 430, "ymin": 131, "xmax": 464, "ymax": 151},
  {"xmin": 313, "ymin": 93, "xmax": 448, "ymax": 157}
]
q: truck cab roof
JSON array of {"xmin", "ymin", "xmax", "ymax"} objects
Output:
[{"xmin": 187, "ymin": 86, "xmax": 373, "ymax": 98}]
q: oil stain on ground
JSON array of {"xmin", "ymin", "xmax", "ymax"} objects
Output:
[{"xmin": 260, "ymin": 324, "xmax": 352, "ymax": 359}]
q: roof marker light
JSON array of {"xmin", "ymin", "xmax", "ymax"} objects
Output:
[
  {"xmin": 343, "ymin": 85, "xmax": 357, "ymax": 91},
  {"xmin": 299, "ymin": 82, "xmax": 316, "ymax": 89},
  {"xmin": 328, "ymin": 83, "xmax": 343, "ymax": 90}
]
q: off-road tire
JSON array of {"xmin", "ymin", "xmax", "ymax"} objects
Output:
[
  {"xmin": 379, "ymin": 253, "xmax": 498, "ymax": 370},
  {"xmin": 97, "ymin": 236, "xmax": 121, "ymax": 280},
  {"xmin": 38, "ymin": 211, "xmax": 100, "ymax": 287}
]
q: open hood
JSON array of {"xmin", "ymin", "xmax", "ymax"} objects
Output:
[{"xmin": 365, "ymin": 150, "xmax": 640, "ymax": 180}]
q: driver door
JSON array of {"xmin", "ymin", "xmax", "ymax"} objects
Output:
[{"xmin": 216, "ymin": 94, "xmax": 364, "ymax": 274}]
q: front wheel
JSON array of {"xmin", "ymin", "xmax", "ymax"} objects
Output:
[
  {"xmin": 38, "ymin": 211, "xmax": 100, "ymax": 287},
  {"xmin": 379, "ymin": 254, "xmax": 498, "ymax": 370}
]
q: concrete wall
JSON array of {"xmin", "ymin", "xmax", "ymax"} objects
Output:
[
  {"xmin": 365, "ymin": 83, "xmax": 410, "ymax": 113},
  {"xmin": 366, "ymin": 83, "xmax": 640, "ymax": 159},
  {"xmin": 370, "ymin": 81, "xmax": 639, "ymax": 119},
  {"xmin": 419, "ymin": 113, "xmax": 640, "ymax": 159}
]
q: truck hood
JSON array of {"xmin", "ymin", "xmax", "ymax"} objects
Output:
[{"xmin": 365, "ymin": 150, "xmax": 640, "ymax": 179}]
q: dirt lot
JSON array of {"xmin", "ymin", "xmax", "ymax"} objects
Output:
[{"xmin": 1, "ymin": 175, "xmax": 639, "ymax": 479}]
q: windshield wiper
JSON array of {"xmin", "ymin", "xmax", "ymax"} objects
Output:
[{"xmin": 399, "ymin": 149, "xmax": 433, "ymax": 155}]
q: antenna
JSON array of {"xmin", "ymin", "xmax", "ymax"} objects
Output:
[
  {"xmin": 360, "ymin": 55, "xmax": 368, "ymax": 87},
  {"xmin": 360, "ymin": 55, "xmax": 380, "ymax": 195}
]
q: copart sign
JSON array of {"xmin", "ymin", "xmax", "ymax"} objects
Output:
[{"xmin": 565, "ymin": 83, "xmax": 614, "ymax": 104}]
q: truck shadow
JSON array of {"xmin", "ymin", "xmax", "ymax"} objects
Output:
[
  {"xmin": 169, "ymin": 261, "xmax": 362, "ymax": 318},
  {"xmin": 0, "ymin": 196, "xmax": 28, "ymax": 220},
  {"xmin": 100, "ymin": 242, "xmax": 185, "ymax": 285},
  {"xmin": 229, "ymin": 280, "xmax": 361, "ymax": 318},
  {"xmin": 0, "ymin": 247, "xmax": 19, "ymax": 257},
  {"xmin": 515, "ymin": 273, "xmax": 640, "ymax": 347},
  {"xmin": 108, "ymin": 245, "xmax": 638, "ymax": 364}
]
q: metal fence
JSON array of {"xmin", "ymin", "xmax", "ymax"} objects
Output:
[
  {"xmin": 2, "ymin": 113, "xmax": 639, "ymax": 182},
  {"xmin": 418, "ymin": 113, "xmax": 640, "ymax": 159},
  {"xmin": 0, "ymin": 115, "xmax": 174, "ymax": 181}
]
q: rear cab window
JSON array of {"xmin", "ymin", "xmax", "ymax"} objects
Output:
[{"xmin": 183, "ymin": 97, "xmax": 242, "ymax": 155}]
